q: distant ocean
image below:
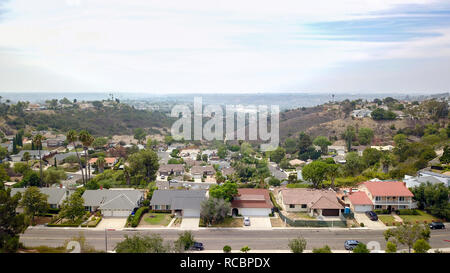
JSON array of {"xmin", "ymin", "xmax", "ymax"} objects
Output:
[{"xmin": 0, "ymin": 92, "xmax": 433, "ymax": 109}]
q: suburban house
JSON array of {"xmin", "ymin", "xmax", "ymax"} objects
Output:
[
  {"xmin": 221, "ymin": 167, "xmax": 235, "ymax": 178},
  {"xmin": 150, "ymin": 190, "xmax": 207, "ymax": 217},
  {"xmin": 231, "ymin": 188, "xmax": 273, "ymax": 216},
  {"xmin": 358, "ymin": 181, "xmax": 414, "ymax": 211},
  {"xmin": 48, "ymin": 152, "xmax": 78, "ymax": 165},
  {"xmin": 344, "ymin": 190, "xmax": 374, "ymax": 212},
  {"xmin": 89, "ymin": 157, "xmax": 118, "ymax": 168},
  {"xmin": 11, "ymin": 150, "xmax": 52, "ymax": 162},
  {"xmin": 11, "ymin": 187, "xmax": 73, "ymax": 209},
  {"xmin": 328, "ymin": 145, "xmax": 346, "ymax": 155},
  {"xmin": 82, "ymin": 189, "xmax": 145, "ymax": 217},
  {"xmin": 46, "ymin": 136, "xmax": 66, "ymax": 147},
  {"xmin": 289, "ymin": 159, "xmax": 305, "ymax": 167},
  {"xmin": 370, "ymin": 145, "xmax": 394, "ymax": 151},
  {"xmin": 158, "ymin": 164, "xmax": 185, "ymax": 177},
  {"xmin": 190, "ymin": 165, "xmax": 216, "ymax": 180},
  {"xmin": 277, "ymin": 188, "xmax": 344, "ymax": 217},
  {"xmin": 404, "ymin": 174, "xmax": 445, "ymax": 188},
  {"xmin": 179, "ymin": 147, "xmax": 201, "ymax": 159}
]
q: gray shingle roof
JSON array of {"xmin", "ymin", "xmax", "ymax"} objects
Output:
[
  {"xmin": 99, "ymin": 194, "xmax": 136, "ymax": 210},
  {"xmin": 11, "ymin": 188, "xmax": 72, "ymax": 205},
  {"xmin": 82, "ymin": 189, "xmax": 144, "ymax": 208},
  {"xmin": 150, "ymin": 190, "xmax": 206, "ymax": 210}
]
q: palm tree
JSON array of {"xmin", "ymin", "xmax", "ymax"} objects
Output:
[
  {"xmin": 97, "ymin": 157, "xmax": 106, "ymax": 173},
  {"xmin": 79, "ymin": 130, "xmax": 94, "ymax": 182},
  {"xmin": 32, "ymin": 134, "xmax": 44, "ymax": 187},
  {"xmin": 66, "ymin": 130, "xmax": 85, "ymax": 184},
  {"xmin": 326, "ymin": 164, "xmax": 339, "ymax": 190},
  {"xmin": 23, "ymin": 151, "xmax": 31, "ymax": 166}
]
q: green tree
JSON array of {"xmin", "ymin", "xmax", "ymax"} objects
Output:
[
  {"xmin": 20, "ymin": 187, "xmax": 48, "ymax": 225},
  {"xmin": 313, "ymin": 136, "xmax": 331, "ymax": 155},
  {"xmin": 362, "ymin": 148, "xmax": 382, "ymax": 166},
  {"xmin": 79, "ymin": 130, "xmax": 94, "ymax": 181},
  {"xmin": 352, "ymin": 243, "xmax": 370, "ymax": 253},
  {"xmin": 200, "ymin": 198, "xmax": 230, "ymax": 226},
  {"xmin": 0, "ymin": 187, "xmax": 28, "ymax": 253},
  {"xmin": 43, "ymin": 168, "xmax": 67, "ymax": 186},
  {"xmin": 358, "ymin": 128, "xmax": 374, "ymax": 145},
  {"xmin": 115, "ymin": 234, "xmax": 170, "ymax": 253},
  {"xmin": 32, "ymin": 134, "xmax": 44, "ymax": 186},
  {"xmin": 413, "ymin": 239, "xmax": 431, "ymax": 253},
  {"xmin": 385, "ymin": 241, "xmax": 397, "ymax": 253},
  {"xmin": 175, "ymin": 231, "xmax": 195, "ymax": 252},
  {"xmin": 342, "ymin": 126, "xmax": 356, "ymax": 151},
  {"xmin": 410, "ymin": 182, "xmax": 450, "ymax": 219},
  {"xmin": 270, "ymin": 147, "xmax": 286, "ymax": 164},
  {"xmin": 92, "ymin": 137, "xmax": 108, "ymax": 149},
  {"xmin": 67, "ymin": 130, "xmax": 85, "ymax": 184},
  {"xmin": 134, "ymin": 128, "xmax": 146, "ymax": 144},
  {"xmin": 209, "ymin": 182, "xmax": 238, "ymax": 202},
  {"xmin": 218, "ymin": 145, "xmax": 227, "ymax": 159},
  {"xmin": 127, "ymin": 149, "xmax": 159, "ymax": 184},
  {"xmin": 59, "ymin": 193, "xmax": 85, "ymax": 222},
  {"xmin": 439, "ymin": 145, "xmax": 450, "ymax": 164},
  {"xmin": 298, "ymin": 132, "xmax": 312, "ymax": 154},
  {"xmin": 343, "ymin": 152, "xmax": 365, "ymax": 176},
  {"xmin": 96, "ymin": 157, "xmax": 106, "ymax": 173},
  {"xmin": 288, "ymin": 237, "xmax": 307, "ymax": 253},
  {"xmin": 284, "ymin": 138, "xmax": 298, "ymax": 154},
  {"xmin": 301, "ymin": 161, "xmax": 329, "ymax": 188},
  {"xmin": 384, "ymin": 223, "xmax": 431, "ymax": 253}
]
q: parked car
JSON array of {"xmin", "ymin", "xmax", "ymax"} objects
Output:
[
  {"xmin": 429, "ymin": 222, "xmax": 446, "ymax": 230},
  {"xmin": 344, "ymin": 240, "xmax": 360, "ymax": 250},
  {"xmin": 365, "ymin": 211, "xmax": 378, "ymax": 221},
  {"xmin": 160, "ymin": 175, "xmax": 165, "ymax": 179},
  {"xmin": 244, "ymin": 217, "xmax": 251, "ymax": 226},
  {"xmin": 190, "ymin": 242, "xmax": 204, "ymax": 251}
]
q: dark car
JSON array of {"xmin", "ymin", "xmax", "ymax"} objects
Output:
[
  {"xmin": 365, "ymin": 211, "xmax": 378, "ymax": 221},
  {"xmin": 190, "ymin": 242, "xmax": 204, "ymax": 251},
  {"xmin": 344, "ymin": 240, "xmax": 360, "ymax": 250},
  {"xmin": 429, "ymin": 222, "xmax": 446, "ymax": 230}
]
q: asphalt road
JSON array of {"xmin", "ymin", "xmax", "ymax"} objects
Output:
[{"xmin": 20, "ymin": 228, "xmax": 450, "ymax": 252}]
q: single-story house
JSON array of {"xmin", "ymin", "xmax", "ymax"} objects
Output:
[
  {"xmin": 150, "ymin": 190, "xmax": 207, "ymax": 217},
  {"xmin": 278, "ymin": 188, "xmax": 344, "ymax": 217},
  {"xmin": 11, "ymin": 187, "xmax": 73, "ymax": 209},
  {"xmin": 158, "ymin": 164, "xmax": 185, "ymax": 176},
  {"xmin": 82, "ymin": 189, "xmax": 145, "ymax": 217},
  {"xmin": 191, "ymin": 165, "xmax": 216, "ymax": 179},
  {"xmin": 221, "ymin": 167, "xmax": 235, "ymax": 178},
  {"xmin": 89, "ymin": 157, "xmax": 118, "ymax": 168},
  {"xmin": 417, "ymin": 170, "xmax": 450, "ymax": 187},
  {"xmin": 345, "ymin": 190, "xmax": 373, "ymax": 212},
  {"xmin": 231, "ymin": 188, "xmax": 273, "ymax": 216},
  {"xmin": 11, "ymin": 150, "xmax": 52, "ymax": 162}
]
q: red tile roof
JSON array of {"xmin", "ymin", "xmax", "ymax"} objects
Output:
[
  {"xmin": 348, "ymin": 191, "xmax": 373, "ymax": 205},
  {"xmin": 231, "ymin": 189, "xmax": 273, "ymax": 209},
  {"xmin": 363, "ymin": 181, "xmax": 413, "ymax": 197}
]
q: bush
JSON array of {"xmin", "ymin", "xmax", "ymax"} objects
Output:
[
  {"xmin": 360, "ymin": 223, "xmax": 365, "ymax": 227},
  {"xmin": 269, "ymin": 192, "xmax": 282, "ymax": 211},
  {"xmin": 312, "ymin": 245, "xmax": 332, "ymax": 253},
  {"xmin": 397, "ymin": 209, "xmax": 419, "ymax": 215},
  {"xmin": 288, "ymin": 237, "xmax": 307, "ymax": 253},
  {"xmin": 131, "ymin": 207, "xmax": 149, "ymax": 227},
  {"xmin": 223, "ymin": 245, "xmax": 232, "ymax": 253}
]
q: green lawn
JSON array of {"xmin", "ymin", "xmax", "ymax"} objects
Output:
[
  {"xmin": 293, "ymin": 212, "xmax": 315, "ymax": 220},
  {"xmin": 378, "ymin": 215, "xmax": 396, "ymax": 225},
  {"xmin": 200, "ymin": 217, "xmax": 244, "ymax": 227},
  {"xmin": 142, "ymin": 213, "xmax": 172, "ymax": 226},
  {"xmin": 398, "ymin": 210, "xmax": 441, "ymax": 224}
]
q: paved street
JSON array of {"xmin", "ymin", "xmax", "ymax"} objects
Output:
[{"xmin": 20, "ymin": 227, "xmax": 450, "ymax": 252}]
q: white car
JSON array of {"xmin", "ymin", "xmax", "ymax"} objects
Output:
[{"xmin": 244, "ymin": 217, "xmax": 250, "ymax": 226}]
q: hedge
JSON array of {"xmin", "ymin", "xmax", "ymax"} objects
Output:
[
  {"xmin": 269, "ymin": 192, "xmax": 282, "ymax": 211},
  {"xmin": 131, "ymin": 207, "xmax": 149, "ymax": 227},
  {"xmin": 397, "ymin": 209, "xmax": 419, "ymax": 215},
  {"xmin": 81, "ymin": 217, "xmax": 103, "ymax": 228}
]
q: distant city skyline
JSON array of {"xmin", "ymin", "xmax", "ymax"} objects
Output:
[{"xmin": 1, "ymin": 1, "xmax": 450, "ymax": 93}]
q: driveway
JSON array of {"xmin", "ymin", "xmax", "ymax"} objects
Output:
[
  {"xmin": 354, "ymin": 213, "xmax": 386, "ymax": 229},
  {"xmin": 180, "ymin": 218, "xmax": 200, "ymax": 230},
  {"xmin": 246, "ymin": 217, "xmax": 272, "ymax": 229},
  {"xmin": 96, "ymin": 217, "xmax": 127, "ymax": 230}
]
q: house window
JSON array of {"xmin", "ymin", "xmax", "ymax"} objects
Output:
[
  {"xmin": 375, "ymin": 205, "xmax": 382, "ymax": 209},
  {"xmin": 375, "ymin": 197, "xmax": 381, "ymax": 201},
  {"xmin": 155, "ymin": 205, "xmax": 160, "ymax": 210},
  {"xmin": 289, "ymin": 204, "xmax": 295, "ymax": 208},
  {"xmin": 399, "ymin": 197, "xmax": 405, "ymax": 201},
  {"xmin": 301, "ymin": 204, "xmax": 307, "ymax": 208}
]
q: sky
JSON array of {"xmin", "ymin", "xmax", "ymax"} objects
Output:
[{"xmin": 0, "ymin": 0, "xmax": 450, "ymax": 94}]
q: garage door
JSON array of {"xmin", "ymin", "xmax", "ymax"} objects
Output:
[
  {"xmin": 183, "ymin": 209, "xmax": 200, "ymax": 218},
  {"xmin": 354, "ymin": 205, "xmax": 372, "ymax": 212},
  {"xmin": 102, "ymin": 209, "xmax": 132, "ymax": 217},
  {"xmin": 322, "ymin": 209, "xmax": 339, "ymax": 216},
  {"xmin": 239, "ymin": 208, "xmax": 272, "ymax": 217}
]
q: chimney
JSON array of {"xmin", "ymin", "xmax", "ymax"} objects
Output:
[
  {"xmin": 100, "ymin": 185, "xmax": 103, "ymax": 190},
  {"xmin": 59, "ymin": 184, "xmax": 62, "ymax": 188},
  {"xmin": 349, "ymin": 188, "xmax": 352, "ymax": 194}
]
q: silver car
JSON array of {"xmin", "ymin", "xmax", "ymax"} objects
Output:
[{"xmin": 244, "ymin": 217, "xmax": 250, "ymax": 226}]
